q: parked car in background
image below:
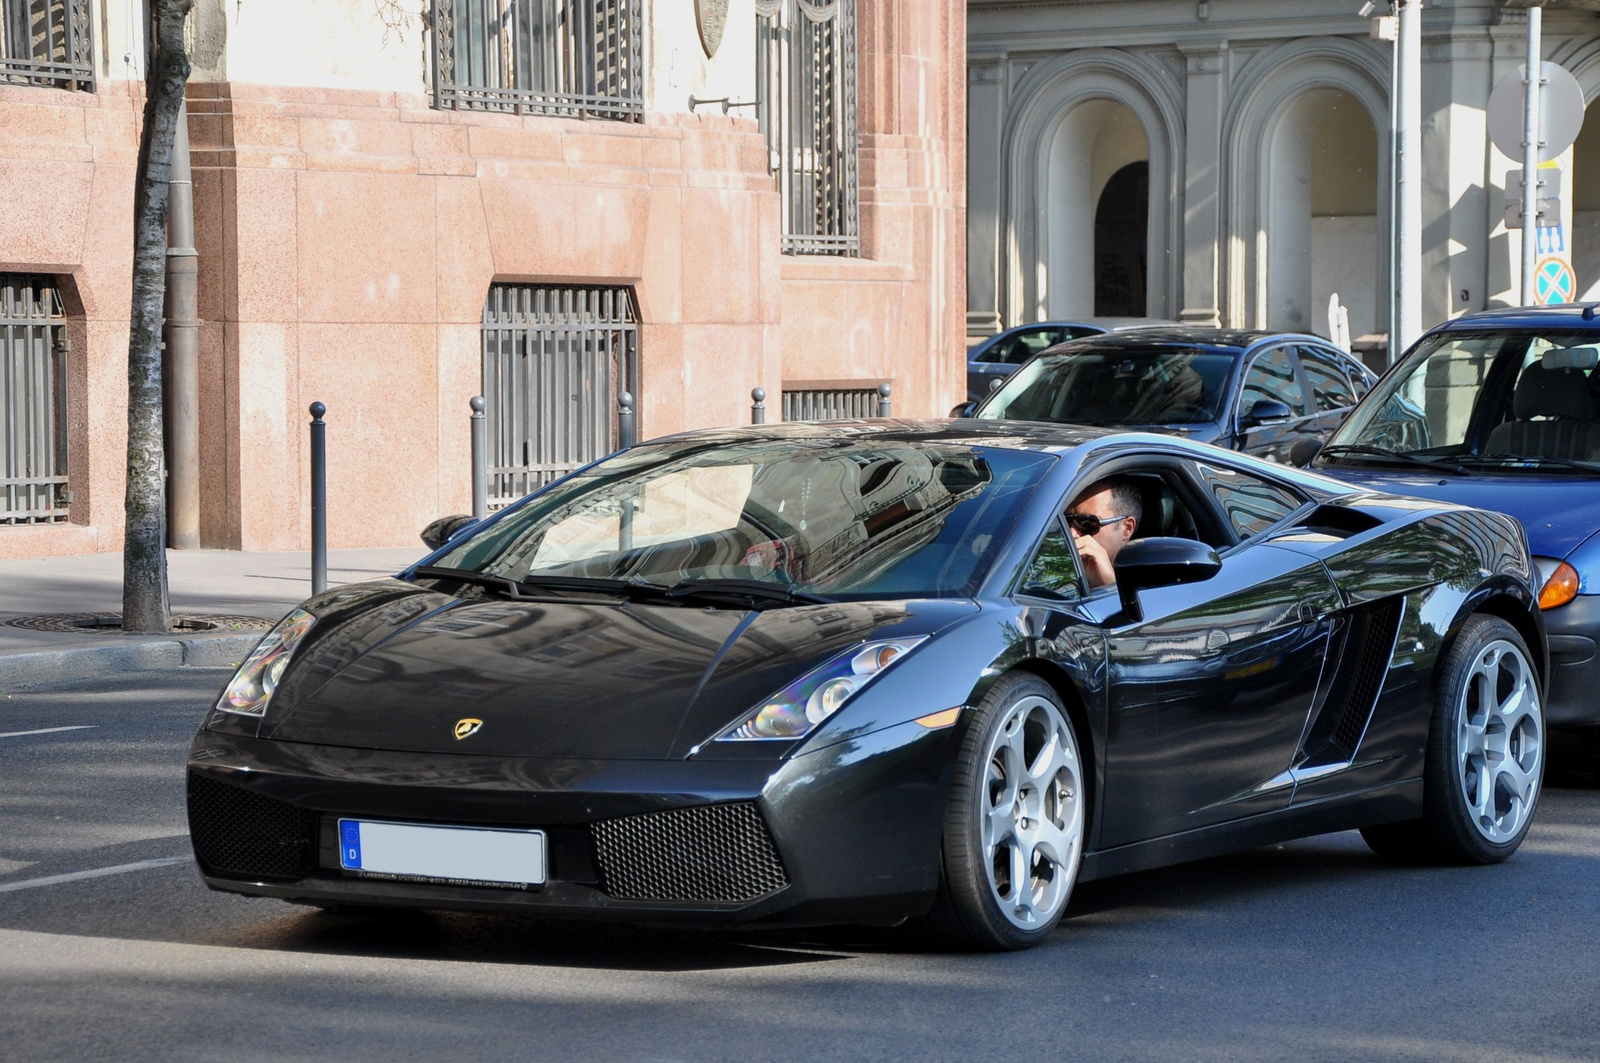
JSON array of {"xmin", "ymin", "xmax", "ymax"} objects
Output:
[
  {"xmin": 1305, "ymin": 305, "xmax": 1600, "ymax": 745},
  {"xmin": 958, "ymin": 328, "xmax": 1378, "ymax": 464},
  {"xmin": 966, "ymin": 318, "xmax": 1175, "ymax": 402}
]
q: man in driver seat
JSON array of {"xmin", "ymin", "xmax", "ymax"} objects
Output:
[{"xmin": 1067, "ymin": 477, "xmax": 1142, "ymax": 589}]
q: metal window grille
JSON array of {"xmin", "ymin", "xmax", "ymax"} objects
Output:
[
  {"xmin": 756, "ymin": 0, "xmax": 859, "ymax": 256},
  {"xmin": 0, "ymin": 0, "xmax": 93, "ymax": 91},
  {"xmin": 430, "ymin": 0, "xmax": 642, "ymax": 121},
  {"xmin": 1, "ymin": 275, "xmax": 69, "ymax": 525},
  {"xmin": 782, "ymin": 386, "xmax": 876, "ymax": 421},
  {"xmin": 482, "ymin": 284, "xmax": 638, "ymax": 506}
]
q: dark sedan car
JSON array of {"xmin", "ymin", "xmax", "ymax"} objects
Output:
[
  {"xmin": 965, "ymin": 318, "xmax": 1174, "ymax": 402},
  {"xmin": 961, "ymin": 329, "xmax": 1378, "ymax": 464},
  {"xmin": 188, "ymin": 421, "xmax": 1544, "ymax": 950},
  {"xmin": 1307, "ymin": 305, "xmax": 1600, "ymax": 742}
]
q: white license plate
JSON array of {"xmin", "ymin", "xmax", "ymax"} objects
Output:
[{"xmin": 337, "ymin": 819, "xmax": 546, "ymax": 888}]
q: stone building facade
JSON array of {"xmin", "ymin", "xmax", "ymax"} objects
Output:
[
  {"xmin": 0, "ymin": 0, "xmax": 964, "ymax": 558},
  {"xmin": 967, "ymin": 0, "xmax": 1600, "ymax": 356}
]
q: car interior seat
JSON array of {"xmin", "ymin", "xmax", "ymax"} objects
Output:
[
  {"xmin": 1125, "ymin": 473, "xmax": 1199, "ymax": 541},
  {"xmin": 1484, "ymin": 347, "xmax": 1600, "ymax": 461}
]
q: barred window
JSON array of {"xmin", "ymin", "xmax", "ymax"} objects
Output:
[
  {"xmin": 482, "ymin": 284, "xmax": 639, "ymax": 506},
  {"xmin": 756, "ymin": 0, "xmax": 859, "ymax": 256},
  {"xmin": 1, "ymin": 0, "xmax": 94, "ymax": 91},
  {"xmin": 2, "ymin": 275, "xmax": 70, "ymax": 525},
  {"xmin": 430, "ymin": 0, "xmax": 642, "ymax": 121}
]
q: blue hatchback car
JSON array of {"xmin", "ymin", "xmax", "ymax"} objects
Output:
[{"xmin": 1308, "ymin": 306, "xmax": 1600, "ymax": 739}]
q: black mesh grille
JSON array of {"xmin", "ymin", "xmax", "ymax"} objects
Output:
[
  {"xmin": 187, "ymin": 772, "xmax": 319, "ymax": 881},
  {"xmin": 590, "ymin": 803, "xmax": 788, "ymax": 903},
  {"xmin": 1302, "ymin": 597, "xmax": 1405, "ymax": 765}
]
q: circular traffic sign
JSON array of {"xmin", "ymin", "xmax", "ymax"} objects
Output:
[
  {"xmin": 1534, "ymin": 256, "xmax": 1576, "ymax": 305},
  {"xmin": 1488, "ymin": 62, "xmax": 1586, "ymax": 163}
]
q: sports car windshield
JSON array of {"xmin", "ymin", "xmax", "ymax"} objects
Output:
[
  {"xmin": 975, "ymin": 347, "xmax": 1236, "ymax": 425},
  {"xmin": 433, "ymin": 439, "xmax": 1056, "ymax": 599},
  {"xmin": 1327, "ymin": 328, "xmax": 1600, "ymax": 472}
]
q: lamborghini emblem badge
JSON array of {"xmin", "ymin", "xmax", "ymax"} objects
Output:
[{"xmin": 453, "ymin": 718, "xmax": 483, "ymax": 740}]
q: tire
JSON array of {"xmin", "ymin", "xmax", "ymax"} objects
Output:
[
  {"xmin": 1361, "ymin": 614, "xmax": 1544, "ymax": 865},
  {"xmin": 923, "ymin": 673, "xmax": 1087, "ymax": 950}
]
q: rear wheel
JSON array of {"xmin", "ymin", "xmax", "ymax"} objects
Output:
[
  {"xmin": 925, "ymin": 674, "xmax": 1086, "ymax": 950},
  {"xmin": 1361, "ymin": 615, "xmax": 1544, "ymax": 864}
]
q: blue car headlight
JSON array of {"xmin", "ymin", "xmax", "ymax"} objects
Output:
[
  {"xmin": 717, "ymin": 636, "xmax": 928, "ymax": 741},
  {"xmin": 213, "ymin": 607, "xmax": 317, "ymax": 717}
]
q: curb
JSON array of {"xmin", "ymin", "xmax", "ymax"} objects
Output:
[{"xmin": 0, "ymin": 632, "xmax": 261, "ymax": 691}]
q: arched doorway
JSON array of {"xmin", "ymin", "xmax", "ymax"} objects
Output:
[
  {"xmin": 1265, "ymin": 88, "xmax": 1379, "ymax": 338},
  {"xmin": 1095, "ymin": 161, "xmax": 1149, "ymax": 315},
  {"xmin": 1044, "ymin": 101, "xmax": 1150, "ymax": 318}
]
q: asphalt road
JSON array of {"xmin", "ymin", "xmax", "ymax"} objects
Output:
[{"xmin": 2, "ymin": 670, "xmax": 1599, "ymax": 1063}]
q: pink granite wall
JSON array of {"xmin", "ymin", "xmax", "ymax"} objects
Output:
[{"xmin": 0, "ymin": 0, "xmax": 964, "ymax": 557}]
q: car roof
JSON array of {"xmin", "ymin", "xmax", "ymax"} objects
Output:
[
  {"xmin": 1047, "ymin": 327, "xmax": 1311, "ymax": 352},
  {"xmin": 1433, "ymin": 304, "xmax": 1600, "ymax": 332}
]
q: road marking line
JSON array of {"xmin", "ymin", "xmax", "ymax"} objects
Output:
[
  {"xmin": 0, "ymin": 725, "xmax": 96, "ymax": 739},
  {"xmin": 0, "ymin": 856, "xmax": 189, "ymax": 894}
]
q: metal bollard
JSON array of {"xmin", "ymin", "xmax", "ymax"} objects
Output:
[
  {"xmin": 751, "ymin": 387, "xmax": 766, "ymax": 425},
  {"xmin": 309, "ymin": 401, "xmax": 327, "ymax": 595},
  {"xmin": 469, "ymin": 395, "xmax": 487, "ymax": 520},
  {"xmin": 617, "ymin": 391, "xmax": 636, "ymax": 450},
  {"xmin": 876, "ymin": 382, "xmax": 893, "ymax": 418}
]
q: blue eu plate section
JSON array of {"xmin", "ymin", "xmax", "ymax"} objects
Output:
[{"xmin": 340, "ymin": 820, "xmax": 364, "ymax": 869}]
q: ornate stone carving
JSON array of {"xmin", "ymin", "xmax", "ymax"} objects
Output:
[{"xmin": 696, "ymin": 0, "xmax": 729, "ymax": 58}]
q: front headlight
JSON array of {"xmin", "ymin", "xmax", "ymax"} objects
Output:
[
  {"xmin": 717, "ymin": 636, "xmax": 927, "ymax": 741},
  {"xmin": 214, "ymin": 608, "xmax": 317, "ymax": 717}
]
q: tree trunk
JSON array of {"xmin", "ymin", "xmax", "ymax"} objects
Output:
[{"xmin": 122, "ymin": 0, "xmax": 194, "ymax": 634}]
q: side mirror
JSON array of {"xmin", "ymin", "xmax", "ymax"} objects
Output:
[
  {"xmin": 1288, "ymin": 437, "xmax": 1325, "ymax": 467},
  {"xmin": 1241, "ymin": 399, "xmax": 1292, "ymax": 428},
  {"xmin": 1113, "ymin": 537, "xmax": 1222, "ymax": 623},
  {"xmin": 420, "ymin": 513, "xmax": 478, "ymax": 551},
  {"xmin": 950, "ymin": 401, "xmax": 978, "ymax": 418}
]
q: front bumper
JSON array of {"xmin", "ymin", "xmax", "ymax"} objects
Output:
[
  {"xmin": 184, "ymin": 720, "xmax": 956, "ymax": 926},
  {"xmin": 1543, "ymin": 594, "xmax": 1600, "ymax": 728}
]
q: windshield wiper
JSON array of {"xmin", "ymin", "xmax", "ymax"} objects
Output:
[
  {"xmin": 1453, "ymin": 454, "xmax": 1600, "ymax": 475},
  {"xmin": 1318, "ymin": 444, "xmax": 1469, "ymax": 476},
  {"xmin": 662, "ymin": 579, "xmax": 834, "ymax": 608},
  {"xmin": 414, "ymin": 567, "xmax": 668, "ymax": 601},
  {"xmin": 413, "ymin": 565, "xmax": 529, "ymax": 596}
]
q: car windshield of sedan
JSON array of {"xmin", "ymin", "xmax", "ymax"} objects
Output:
[
  {"xmin": 974, "ymin": 347, "xmax": 1236, "ymax": 425},
  {"xmin": 433, "ymin": 439, "xmax": 1056, "ymax": 599},
  {"xmin": 1326, "ymin": 329, "xmax": 1600, "ymax": 472}
]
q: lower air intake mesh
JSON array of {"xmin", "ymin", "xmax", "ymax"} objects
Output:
[
  {"xmin": 187, "ymin": 771, "xmax": 319, "ymax": 881},
  {"xmin": 590, "ymin": 802, "xmax": 788, "ymax": 903}
]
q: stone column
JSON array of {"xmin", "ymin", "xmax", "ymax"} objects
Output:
[
  {"xmin": 1178, "ymin": 41, "xmax": 1228, "ymax": 326},
  {"xmin": 967, "ymin": 57, "xmax": 1006, "ymax": 338}
]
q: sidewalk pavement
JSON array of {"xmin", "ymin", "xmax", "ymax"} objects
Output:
[{"xmin": 0, "ymin": 547, "xmax": 425, "ymax": 690}]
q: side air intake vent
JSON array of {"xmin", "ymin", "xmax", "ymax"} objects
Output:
[
  {"xmin": 590, "ymin": 803, "xmax": 788, "ymax": 903},
  {"xmin": 1300, "ymin": 596, "xmax": 1405, "ymax": 766},
  {"xmin": 187, "ymin": 772, "xmax": 319, "ymax": 881}
]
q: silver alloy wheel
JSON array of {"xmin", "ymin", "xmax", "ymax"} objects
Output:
[
  {"xmin": 980, "ymin": 694, "xmax": 1084, "ymax": 930},
  {"xmin": 1456, "ymin": 638, "xmax": 1542, "ymax": 844}
]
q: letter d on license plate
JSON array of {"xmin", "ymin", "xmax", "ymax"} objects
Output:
[{"xmin": 338, "ymin": 819, "xmax": 546, "ymax": 887}]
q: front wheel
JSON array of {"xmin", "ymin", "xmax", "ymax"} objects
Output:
[
  {"xmin": 925, "ymin": 674, "xmax": 1086, "ymax": 950},
  {"xmin": 1362, "ymin": 614, "xmax": 1544, "ymax": 864}
]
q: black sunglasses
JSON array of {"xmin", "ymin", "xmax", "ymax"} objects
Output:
[{"xmin": 1065, "ymin": 511, "xmax": 1134, "ymax": 536}]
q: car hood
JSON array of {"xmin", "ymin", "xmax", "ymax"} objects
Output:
[
  {"xmin": 263, "ymin": 583, "xmax": 974, "ymax": 760},
  {"xmin": 1317, "ymin": 468, "xmax": 1600, "ymax": 558}
]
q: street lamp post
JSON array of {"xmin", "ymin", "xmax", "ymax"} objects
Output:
[
  {"xmin": 1521, "ymin": 4, "xmax": 1544, "ymax": 305},
  {"xmin": 1394, "ymin": 0, "xmax": 1422, "ymax": 356}
]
